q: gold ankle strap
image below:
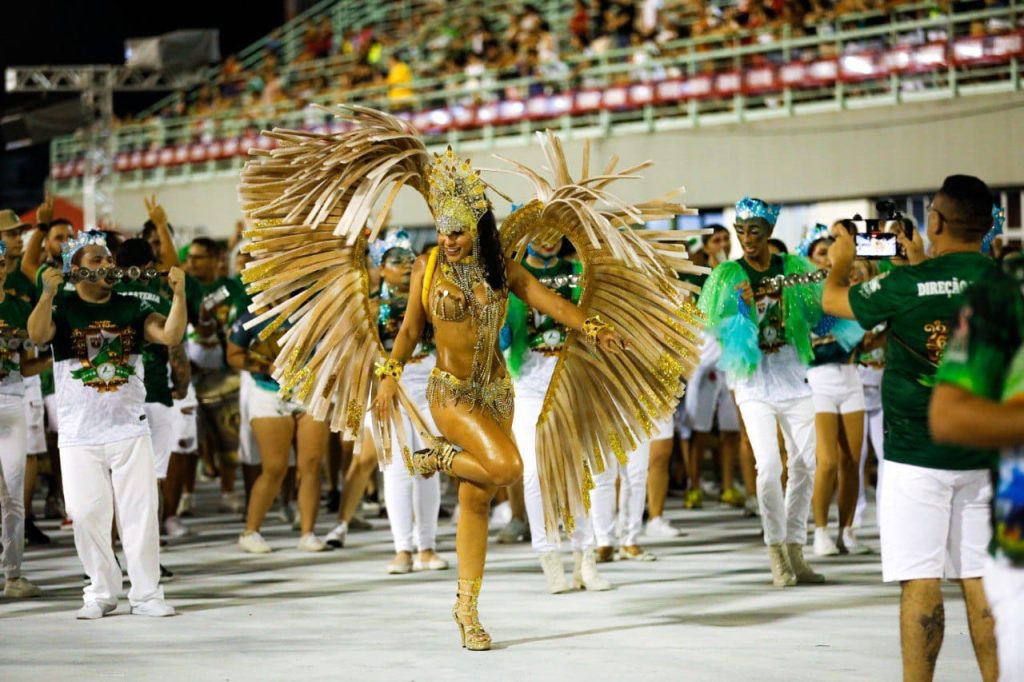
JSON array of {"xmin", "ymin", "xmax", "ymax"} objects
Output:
[{"xmin": 456, "ymin": 577, "xmax": 482, "ymax": 597}]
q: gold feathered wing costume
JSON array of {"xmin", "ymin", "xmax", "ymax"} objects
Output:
[
  {"xmin": 237, "ymin": 105, "xmax": 434, "ymax": 470},
  {"xmin": 493, "ymin": 132, "xmax": 707, "ymax": 537},
  {"xmin": 237, "ymin": 105, "xmax": 707, "ymax": 532}
]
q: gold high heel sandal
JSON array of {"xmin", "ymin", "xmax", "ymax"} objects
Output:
[
  {"xmin": 411, "ymin": 438, "xmax": 457, "ymax": 478},
  {"xmin": 453, "ymin": 577, "xmax": 491, "ymax": 651}
]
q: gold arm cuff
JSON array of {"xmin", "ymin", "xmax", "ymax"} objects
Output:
[
  {"xmin": 581, "ymin": 315, "xmax": 613, "ymax": 347},
  {"xmin": 374, "ymin": 358, "xmax": 404, "ymax": 381}
]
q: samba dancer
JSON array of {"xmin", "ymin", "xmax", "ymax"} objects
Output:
[
  {"xmin": 503, "ymin": 234, "xmax": 609, "ymax": 592},
  {"xmin": 238, "ymin": 108, "xmax": 700, "ymax": 651},
  {"xmin": 27, "ymin": 231, "xmax": 186, "ymax": 618},
  {"xmin": 699, "ymin": 198, "xmax": 824, "ymax": 588},
  {"xmin": 325, "ymin": 230, "xmax": 447, "ymax": 573},
  {"xmin": 0, "ymin": 238, "xmax": 47, "ymax": 598}
]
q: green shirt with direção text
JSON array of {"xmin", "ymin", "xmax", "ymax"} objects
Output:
[{"xmin": 849, "ymin": 251, "xmax": 996, "ymax": 470}]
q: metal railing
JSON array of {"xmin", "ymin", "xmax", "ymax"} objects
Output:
[{"xmin": 49, "ymin": 5, "xmax": 1022, "ymax": 190}]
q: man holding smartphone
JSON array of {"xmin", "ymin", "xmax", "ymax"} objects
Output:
[{"xmin": 821, "ymin": 175, "xmax": 998, "ymax": 682}]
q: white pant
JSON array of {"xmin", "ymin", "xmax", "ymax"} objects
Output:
[
  {"xmin": 984, "ymin": 559, "xmax": 1024, "ymax": 682},
  {"xmin": 144, "ymin": 403, "xmax": 175, "ymax": 479},
  {"xmin": 513, "ymin": 389, "xmax": 595, "ymax": 553},
  {"xmin": 238, "ymin": 372, "xmax": 260, "ymax": 466},
  {"xmin": 61, "ymin": 435, "xmax": 164, "ymax": 606},
  {"xmin": 855, "ymin": 406, "xmax": 884, "ymax": 528},
  {"xmin": 590, "ymin": 438, "xmax": 652, "ymax": 547},
  {"xmin": 737, "ymin": 396, "xmax": 817, "ymax": 546},
  {"xmin": 379, "ymin": 358, "xmax": 441, "ymax": 554},
  {"xmin": 384, "ymin": 453, "xmax": 440, "ymax": 553},
  {"xmin": 879, "ymin": 460, "xmax": 991, "ymax": 582},
  {"xmin": 23, "ymin": 380, "xmax": 46, "ymax": 455},
  {"xmin": 0, "ymin": 395, "xmax": 28, "ymax": 580}
]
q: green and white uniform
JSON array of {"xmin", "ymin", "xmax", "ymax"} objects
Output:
[
  {"xmin": 934, "ymin": 259, "xmax": 1024, "ymax": 678},
  {"xmin": 849, "ymin": 251, "xmax": 996, "ymax": 582},
  {"xmin": 0, "ymin": 295, "xmax": 33, "ymax": 580},
  {"xmin": 50, "ymin": 289, "xmax": 165, "ymax": 609}
]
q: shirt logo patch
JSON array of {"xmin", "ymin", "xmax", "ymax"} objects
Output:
[{"xmin": 70, "ymin": 322, "xmax": 137, "ymax": 393}]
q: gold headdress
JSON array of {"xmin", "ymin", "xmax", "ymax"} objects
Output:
[{"xmin": 425, "ymin": 147, "xmax": 490, "ymax": 235}]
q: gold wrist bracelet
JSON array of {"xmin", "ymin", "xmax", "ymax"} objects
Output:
[
  {"xmin": 581, "ymin": 315, "xmax": 613, "ymax": 346},
  {"xmin": 374, "ymin": 358, "xmax": 404, "ymax": 381}
]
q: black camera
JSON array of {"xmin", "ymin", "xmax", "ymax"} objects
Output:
[{"xmin": 850, "ymin": 200, "xmax": 911, "ymax": 260}]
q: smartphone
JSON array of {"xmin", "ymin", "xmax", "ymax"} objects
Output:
[{"xmin": 855, "ymin": 232, "xmax": 898, "ymax": 260}]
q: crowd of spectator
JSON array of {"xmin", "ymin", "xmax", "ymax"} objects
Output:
[{"xmin": 103, "ymin": 0, "xmax": 1016, "ymax": 135}]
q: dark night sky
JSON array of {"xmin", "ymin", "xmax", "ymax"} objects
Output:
[{"xmin": 0, "ymin": 0, "xmax": 287, "ymax": 210}]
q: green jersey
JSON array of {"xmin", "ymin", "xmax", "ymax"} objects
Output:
[
  {"xmin": 522, "ymin": 258, "xmax": 578, "ymax": 351},
  {"xmin": 935, "ymin": 259, "xmax": 1024, "ymax": 565},
  {"xmin": 0, "ymin": 295, "xmax": 32, "ymax": 396},
  {"xmin": 116, "ymin": 278, "xmax": 173, "ymax": 407},
  {"xmin": 849, "ymin": 251, "xmax": 995, "ymax": 470},
  {"xmin": 4, "ymin": 258, "xmax": 37, "ymax": 305},
  {"xmin": 33, "ymin": 262, "xmax": 69, "ymax": 397},
  {"xmin": 50, "ymin": 290, "xmax": 155, "ymax": 447},
  {"xmin": 185, "ymin": 274, "xmax": 248, "ymax": 370},
  {"xmin": 738, "ymin": 255, "xmax": 787, "ymax": 351}
]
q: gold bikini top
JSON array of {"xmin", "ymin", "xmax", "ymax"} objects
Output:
[{"xmin": 422, "ymin": 247, "xmax": 469, "ymax": 322}]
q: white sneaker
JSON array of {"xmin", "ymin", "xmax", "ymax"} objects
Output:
[
  {"xmin": 238, "ymin": 531, "xmax": 272, "ymax": 554},
  {"xmin": 813, "ymin": 527, "xmax": 840, "ymax": 557},
  {"xmin": 644, "ymin": 516, "xmax": 681, "ymax": 538},
  {"xmin": 296, "ymin": 533, "xmax": 326, "ymax": 552},
  {"xmin": 839, "ymin": 527, "xmax": 871, "ymax": 555},
  {"xmin": 490, "ymin": 500, "xmax": 512, "ymax": 525},
  {"xmin": 177, "ymin": 492, "xmax": 195, "ymax": 517},
  {"xmin": 277, "ymin": 502, "xmax": 297, "ymax": 525},
  {"xmin": 76, "ymin": 601, "xmax": 116, "ymax": 620},
  {"xmin": 744, "ymin": 495, "xmax": 761, "ymax": 518},
  {"xmin": 412, "ymin": 555, "xmax": 449, "ymax": 571},
  {"xmin": 220, "ymin": 492, "xmax": 245, "ymax": 514},
  {"xmin": 4, "ymin": 577, "xmax": 42, "ymax": 598},
  {"xmin": 163, "ymin": 516, "xmax": 189, "ymax": 538},
  {"xmin": 325, "ymin": 521, "xmax": 348, "ymax": 549},
  {"xmin": 130, "ymin": 599, "xmax": 176, "ymax": 617}
]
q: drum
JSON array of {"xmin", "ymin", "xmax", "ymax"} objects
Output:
[{"xmin": 194, "ymin": 369, "xmax": 242, "ymax": 459}]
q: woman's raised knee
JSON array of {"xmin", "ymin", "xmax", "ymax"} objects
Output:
[{"xmin": 491, "ymin": 458, "xmax": 523, "ymax": 488}]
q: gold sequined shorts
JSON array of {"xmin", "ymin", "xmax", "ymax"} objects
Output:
[{"xmin": 426, "ymin": 368, "xmax": 515, "ymax": 423}]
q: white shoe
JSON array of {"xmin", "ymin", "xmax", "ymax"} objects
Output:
[
  {"xmin": 387, "ymin": 555, "xmax": 413, "ymax": 574},
  {"xmin": 277, "ymin": 502, "xmax": 297, "ymax": 525},
  {"xmin": 412, "ymin": 555, "xmax": 449, "ymax": 571},
  {"xmin": 76, "ymin": 601, "xmax": 116, "ymax": 620},
  {"xmin": 325, "ymin": 521, "xmax": 348, "ymax": 549},
  {"xmin": 220, "ymin": 492, "xmax": 245, "ymax": 514},
  {"xmin": 177, "ymin": 492, "xmax": 195, "ymax": 517},
  {"xmin": 4, "ymin": 577, "xmax": 42, "ymax": 598},
  {"xmin": 130, "ymin": 599, "xmax": 176, "ymax": 617},
  {"xmin": 573, "ymin": 550, "xmax": 611, "ymax": 591},
  {"xmin": 743, "ymin": 495, "xmax": 760, "ymax": 518},
  {"xmin": 490, "ymin": 500, "xmax": 512, "ymax": 525},
  {"xmin": 538, "ymin": 551, "xmax": 570, "ymax": 594},
  {"xmin": 813, "ymin": 528, "xmax": 840, "ymax": 557},
  {"xmin": 238, "ymin": 531, "xmax": 272, "ymax": 554},
  {"xmin": 618, "ymin": 546, "xmax": 657, "ymax": 562},
  {"xmin": 163, "ymin": 516, "xmax": 189, "ymax": 538},
  {"xmin": 644, "ymin": 516, "xmax": 681, "ymax": 538},
  {"xmin": 296, "ymin": 533, "xmax": 326, "ymax": 552},
  {"xmin": 839, "ymin": 527, "xmax": 871, "ymax": 555}
]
